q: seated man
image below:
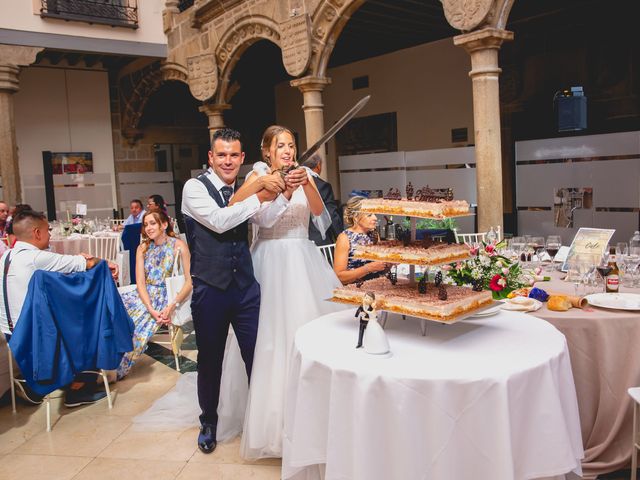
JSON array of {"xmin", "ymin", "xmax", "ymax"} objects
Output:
[
  {"xmin": 0, "ymin": 210, "xmax": 118, "ymax": 407},
  {"xmin": 118, "ymin": 199, "xmax": 145, "ymax": 230}
]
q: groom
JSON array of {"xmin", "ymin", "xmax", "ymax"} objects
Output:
[{"xmin": 182, "ymin": 128, "xmax": 287, "ymax": 453}]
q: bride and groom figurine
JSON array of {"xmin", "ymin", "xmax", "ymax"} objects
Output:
[{"xmin": 355, "ymin": 292, "xmax": 391, "ymax": 356}]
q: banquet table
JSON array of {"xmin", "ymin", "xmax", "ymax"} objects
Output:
[
  {"xmin": 283, "ymin": 309, "xmax": 584, "ymax": 480},
  {"xmin": 531, "ymin": 272, "xmax": 640, "ymax": 479}
]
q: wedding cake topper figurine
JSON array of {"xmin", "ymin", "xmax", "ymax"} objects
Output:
[{"xmin": 355, "ymin": 292, "xmax": 391, "ymax": 356}]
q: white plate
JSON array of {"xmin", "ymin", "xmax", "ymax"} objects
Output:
[
  {"xmin": 585, "ymin": 293, "xmax": 640, "ymax": 311},
  {"xmin": 469, "ymin": 304, "xmax": 502, "ymax": 318}
]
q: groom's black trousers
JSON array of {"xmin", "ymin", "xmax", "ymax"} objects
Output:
[{"xmin": 191, "ymin": 277, "xmax": 260, "ymax": 429}]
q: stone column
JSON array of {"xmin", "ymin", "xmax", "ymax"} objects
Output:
[
  {"xmin": 454, "ymin": 28, "xmax": 513, "ymax": 233},
  {"xmin": 0, "ymin": 45, "xmax": 42, "ymax": 205},
  {"xmin": 199, "ymin": 103, "xmax": 231, "ymax": 146},
  {"xmin": 290, "ymin": 76, "xmax": 331, "ymax": 180}
]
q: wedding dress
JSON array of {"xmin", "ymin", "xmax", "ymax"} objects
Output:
[{"xmin": 240, "ymin": 176, "xmax": 345, "ymax": 459}]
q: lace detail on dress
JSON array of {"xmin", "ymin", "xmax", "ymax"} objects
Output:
[{"xmin": 257, "ymin": 188, "xmax": 310, "ymax": 240}]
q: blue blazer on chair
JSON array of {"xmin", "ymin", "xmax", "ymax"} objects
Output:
[
  {"xmin": 121, "ymin": 223, "xmax": 142, "ymax": 284},
  {"xmin": 9, "ymin": 261, "xmax": 134, "ymax": 395}
]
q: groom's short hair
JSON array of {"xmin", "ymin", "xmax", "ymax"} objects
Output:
[{"xmin": 212, "ymin": 128, "xmax": 243, "ymax": 151}]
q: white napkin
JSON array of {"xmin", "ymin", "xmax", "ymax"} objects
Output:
[{"xmin": 501, "ymin": 297, "xmax": 542, "ymax": 312}]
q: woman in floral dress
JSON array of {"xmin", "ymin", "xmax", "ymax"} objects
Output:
[
  {"xmin": 333, "ymin": 196, "xmax": 390, "ymax": 285},
  {"xmin": 117, "ymin": 210, "xmax": 192, "ymax": 379}
]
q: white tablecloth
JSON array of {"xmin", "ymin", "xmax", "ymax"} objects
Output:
[{"xmin": 283, "ymin": 310, "xmax": 584, "ymax": 480}]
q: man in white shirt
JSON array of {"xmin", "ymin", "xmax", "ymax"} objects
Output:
[
  {"xmin": 182, "ymin": 128, "xmax": 286, "ymax": 453},
  {"xmin": 1, "ymin": 210, "xmax": 118, "ymax": 406},
  {"xmin": 122, "ymin": 199, "xmax": 145, "ymax": 227}
]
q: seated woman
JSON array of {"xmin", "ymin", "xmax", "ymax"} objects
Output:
[
  {"xmin": 117, "ymin": 210, "xmax": 192, "ymax": 379},
  {"xmin": 333, "ymin": 196, "xmax": 390, "ymax": 285}
]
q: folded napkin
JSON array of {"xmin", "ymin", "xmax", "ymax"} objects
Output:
[{"xmin": 501, "ymin": 297, "xmax": 542, "ymax": 312}]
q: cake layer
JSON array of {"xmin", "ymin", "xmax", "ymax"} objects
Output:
[
  {"xmin": 332, "ymin": 277, "xmax": 493, "ymax": 322},
  {"xmin": 360, "ymin": 198, "xmax": 470, "ymax": 218},
  {"xmin": 353, "ymin": 241, "xmax": 470, "ymax": 266}
]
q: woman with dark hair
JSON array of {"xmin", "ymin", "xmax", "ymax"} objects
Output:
[
  {"xmin": 117, "ymin": 210, "xmax": 192, "ymax": 379},
  {"xmin": 147, "ymin": 194, "xmax": 168, "ymax": 216}
]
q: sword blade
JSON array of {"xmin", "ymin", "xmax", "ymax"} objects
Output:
[{"xmin": 297, "ymin": 95, "xmax": 370, "ymax": 164}]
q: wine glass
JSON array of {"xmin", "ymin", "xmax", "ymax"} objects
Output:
[
  {"xmin": 596, "ymin": 251, "xmax": 612, "ymax": 293},
  {"xmin": 510, "ymin": 237, "xmax": 525, "ymax": 262},
  {"xmin": 530, "ymin": 237, "xmax": 546, "ymax": 266},
  {"xmin": 545, "ymin": 235, "xmax": 562, "ymax": 272},
  {"xmin": 627, "ymin": 246, "xmax": 640, "ymax": 287}
]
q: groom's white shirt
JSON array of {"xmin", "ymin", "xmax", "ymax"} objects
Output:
[{"xmin": 182, "ymin": 168, "xmax": 288, "ymax": 233}]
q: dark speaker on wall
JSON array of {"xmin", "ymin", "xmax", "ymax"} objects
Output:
[{"xmin": 556, "ymin": 87, "xmax": 587, "ymax": 132}]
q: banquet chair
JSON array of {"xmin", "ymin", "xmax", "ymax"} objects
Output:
[
  {"xmin": 629, "ymin": 387, "xmax": 640, "ymax": 480},
  {"xmin": 7, "ymin": 345, "xmax": 113, "ymax": 432},
  {"xmin": 89, "ymin": 235, "xmax": 120, "ymax": 263},
  {"xmin": 318, "ymin": 243, "xmax": 336, "ymax": 266},
  {"xmin": 454, "ymin": 225, "xmax": 502, "ymax": 245}
]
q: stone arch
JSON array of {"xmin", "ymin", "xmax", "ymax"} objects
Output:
[
  {"xmin": 120, "ymin": 61, "xmax": 189, "ymax": 141},
  {"xmin": 214, "ymin": 15, "xmax": 282, "ymax": 103},
  {"xmin": 308, "ymin": 0, "xmax": 366, "ymax": 79}
]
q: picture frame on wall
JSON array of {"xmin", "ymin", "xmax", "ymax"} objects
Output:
[{"xmin": 51, "ymin": 152, "xmax": 93, "ymax": 174}]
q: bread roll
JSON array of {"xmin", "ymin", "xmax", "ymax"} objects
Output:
[{"xmin": 548, "ymin": 295, "xmax": 572, "ymax": 311}]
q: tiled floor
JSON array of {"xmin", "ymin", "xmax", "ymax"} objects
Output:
[{"xmin": 0, "ymin": 340, "xmax": 281, "ymax": 480}]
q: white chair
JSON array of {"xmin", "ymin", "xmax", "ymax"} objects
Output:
[
  {"xmin": 89, "ymin": 235, "xmax": 120, "ymax": 262},
  {"xmin": 454, "ymin": 226, "xmax": 502, "ymax": 245},
  {"xmin": 7, "ymin": 345, "xmax": 113, "ymax": 431},
  {"xmin": 629, "ymin": 387, "xmax": 640, "ymax": 480},
  {"xmin": 318, "ymin": 243, "xmax": 336, "ymax": 266}
]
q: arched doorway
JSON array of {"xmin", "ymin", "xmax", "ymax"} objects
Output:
[{"xmin": 223, "ymin": 40, "xmax": 292, "ymax": 164}]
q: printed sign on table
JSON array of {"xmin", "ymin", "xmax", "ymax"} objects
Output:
[{"xmin": 562, "ymin": 227, "xmax": 615, "ymax": 272}]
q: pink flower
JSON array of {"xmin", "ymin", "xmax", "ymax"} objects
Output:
[
  {"xmin": 502, "ymin": 267, "xmax": 510, "ymax": 276},
  {"xmin": 489, "ymin": 274, "xmax": 506, "ymax": 292},
  {"xmin": 456, "ymin": 262, "xmax": 463, "ymax": 271},
  {"xmin": 534, "ymin": 267, "xmax": 542, "ymax": 275},
  {"xmin": 440, "ymin": 264, "xmax": 452, "ymax": 271},
  {"xmin": 469, "ymin": 245, "xmax": 479, "ymax": 256},
  {"xmin": 485, "ymin": 244, "xmax": 495, "ymax": 254},
  {"xmin": 72, "ymin": 217, "xmax": 81, "ymax": 225}
]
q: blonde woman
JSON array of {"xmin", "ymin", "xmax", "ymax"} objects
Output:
[
  {"xmin": 334, "ymin": 196, "xmax": 390, "ymax": 285},
  {"xmin": 117, "ymin": 210, "xmax": 192, "ymax": 379},
  {"xmin": 231, "ymin": 125, "xmax": 344, "ymax": 460}
]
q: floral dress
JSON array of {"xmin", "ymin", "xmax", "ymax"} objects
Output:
[
  {"xmin": 117, "ymin": 236, "xmax": 177, "ymax": 379},
  {"xmin": 344, "ymin": 229, "xmax": 385, "ymax": 282}
]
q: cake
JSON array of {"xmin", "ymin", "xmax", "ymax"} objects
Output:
[
  {"xmin": 353, "ymin": 240, "xmax": 470, "ymax": 266},
  {"xmin": 359, "ymin": 198, "xmax": 470, "ymax": 218},
  {"xmin": 332, "ymin": 277, "xmax": 493, "ymax": 322}
]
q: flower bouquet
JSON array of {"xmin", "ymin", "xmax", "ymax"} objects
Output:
[
  {"xmin": 71, "ymin": 216, "xmax": 88, "ymax": 235},
  {"xmin": 445, "ymin": 240, "xmax": 529, "ymax": 299}
]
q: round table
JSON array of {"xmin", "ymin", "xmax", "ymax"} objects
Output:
[{"xmin": 283, "ymin": 310, "xmax": 584, "ymax": 480}]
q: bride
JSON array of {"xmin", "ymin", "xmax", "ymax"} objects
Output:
[{"xmin": 233, "ymin": 125, "xmax": 344, "ymax": 459}]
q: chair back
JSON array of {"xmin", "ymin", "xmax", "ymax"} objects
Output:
[
  {"xmin": 454, "ymin": 226, "xmax": 502, "ymax": 245},
  {"xmin": 89, "ymin": 235, "xmax": 120, "ymax": 262},
  {"xmin": 318, "ymin": 243, "xmax": 336, "ymax": 266},
  {"xmin": 121, "ymin": 224, "xmax": 142, "ymax": 284}
]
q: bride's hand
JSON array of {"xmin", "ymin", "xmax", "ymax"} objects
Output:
[{"xmin": 285, "ymin": 168, "xmax": 308, "ymax": 189}]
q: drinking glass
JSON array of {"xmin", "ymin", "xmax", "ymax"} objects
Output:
[
  {"xmin": 596, "ymin": 251, "xmax": 612, "ymax": 293},
  {"xmin": 627, "ymin": 246, "xmax": 640, "ymax": 287},
  {"xmin": 510, "ymin": 237, "xmax": 525, "ymax": 262},
  {"xmin": 545, "ymin": 235, "xmax": 562, "ymax": 272},
  {"xmin": 530, "ymin": 237, "xmax": 545, "ymax": 266}
]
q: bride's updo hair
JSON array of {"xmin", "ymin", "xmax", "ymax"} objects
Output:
[
  {"xmin": 260, "ymin": 125, "xmax": 296, "ymax": 167},
  {"xmin": 343, "ymin": 196, "xmax": 366, "ymax": 228}
]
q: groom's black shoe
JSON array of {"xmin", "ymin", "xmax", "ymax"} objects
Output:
[{"xmin": 198, "ymin": 424, "xmax": 216, "ymax": 454}]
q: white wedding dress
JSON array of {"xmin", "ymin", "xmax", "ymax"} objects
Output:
[{"xmin": 240, "ymin": 180, "xmax": 345, "ymax": 460}]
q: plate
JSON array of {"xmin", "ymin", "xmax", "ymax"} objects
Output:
[
  {"xmin": 468, "ymin": 304, "xmax": 502, "ymax": 318},
  {"xmin": 585, "ymin": 293, "xmax": 640, "ymax": 311}
]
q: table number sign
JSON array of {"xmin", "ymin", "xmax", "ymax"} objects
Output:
[
  {"xmin": 562, "ymin": 227, "xmax": 615, "ymax": 272},
  {"xmin": 76, "ymin": 203, "xmax": 88, "ymax": 216}
]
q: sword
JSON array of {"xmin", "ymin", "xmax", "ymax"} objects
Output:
[{"xmin": 296, "ymin": 95, "xmax": 370, "ymax": 165}]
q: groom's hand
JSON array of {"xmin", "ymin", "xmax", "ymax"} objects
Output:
[{"xmin": 259, "ymin": 173, "xmax": 285, "ymax": 194}]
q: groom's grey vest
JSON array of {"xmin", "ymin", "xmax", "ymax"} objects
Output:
[{"xmin": 183, "ymin": 174, "xmax": 255, "ymax": 290}]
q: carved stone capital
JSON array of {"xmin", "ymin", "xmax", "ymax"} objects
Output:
[
  {"xmin": 453, "ymin": 28, "xmax": 513, "ymax": 53},
  {"xmin": 441, "ymin": 0, "xmax": 493, "ymax": 32},
  {"xmin": 0, "ymin": 45, "xmax": 43, "ymax": 92},
  {"xmin": 199, "ymin": 103, "xmax": 231, "ymax": 131},
  {"xmin": 290, "ymin": 76, "xmax": 331, "ymax": 93}
]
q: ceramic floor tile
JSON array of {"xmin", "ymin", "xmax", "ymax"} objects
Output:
[
  {"xmin": 177, "ymin": 463, "xmax": 281, "ymax": 480},
  {"xmin": 98, "ymin": 425, "xmax": 199, "ymax": 461},
  {"xmin": 0, "ymin": 401, "xmax": 60, "ymax": 454},
  {"xmin": 0, "ymin": 453, "xmax": 91, "ymax": 480},
  {"xmin": 72, "ymin": 457, "xmax": 186, "ymax": 480},
  {"xmin": 189, "ymin": 435, "xmax": 281, "ymax": 467},
  {"xmin": 18, "ymin": 414, "xmax": 131, "ymax": 457}
]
